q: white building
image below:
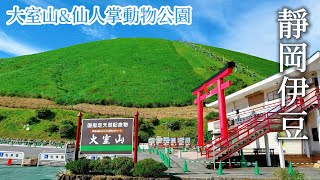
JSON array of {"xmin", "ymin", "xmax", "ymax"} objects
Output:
[{"xmin": 206, "ymin": 52, "xmax": 320, "ymax": 167}]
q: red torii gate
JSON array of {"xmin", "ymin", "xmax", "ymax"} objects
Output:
[{"xmin": 192, "ymin": 62, "xmax": 235, "ymax": 146}]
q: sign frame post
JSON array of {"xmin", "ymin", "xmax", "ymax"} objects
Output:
[
  {"xmin": 134, "ymin": 111, "xmax": 139, "ymax": 164},
  {"xmin": 75, "ymin": 112, "xmax": 82, "ymax": 160}
]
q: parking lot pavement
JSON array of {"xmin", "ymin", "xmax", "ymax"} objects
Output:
[
  {"xmin": 2, "ymin": 146, "xmax": 320, "ymax": 179},
  {"xmin": 137, "ymin": 150, "xmax": 320, "ymax": 179},
  {"xmin": 0, "ymin": 144, "xmax": 64, "ymax": 158}
]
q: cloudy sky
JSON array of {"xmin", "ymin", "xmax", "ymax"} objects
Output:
[{"xmin": 0, "ymin": 0, "xmax": 319, "ymax": 61}]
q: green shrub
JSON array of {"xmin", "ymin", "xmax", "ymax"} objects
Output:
[
  {"xmin": 273, "ymin": 168, "xmax": 305, "ymax": 180},
  {"xmin": 36, "ymin": 108, "xmax": 54, "ymax": 119},
  {"xmin": 26, "ymin": 117, "xmax": 40, "ymax": 125},
  {"xmin": 60, "ymin": 119, "xmax": 74, "ymax": 125},
  {"xmin": 138, "ymin": 131, "xmax": 150, "ymax": 143},
  {"xmin": 133, "ymin": 158, "xmax": 168, "ymax": 177},
  {"xmin": 99, "ymin": 158, "xmax": 113, "ymax": 175},
  {"xmin": 65, "ymin": 158, "xmax": 91, "ymax": 174},
  {"xmin": 89, "ymin": 158, "xmax": 113, "ymax": 175},
  {"xmin": 184, "ymin": 120, "xmax": 195, "ymax": 126},
  {"xmin": 45, "ymin": 124, "xmax": 59, "ymax": 133},
  {"xmin": 138, "ymin": 119, "xmax": 155, "ymax": 143},
  {"xmin": 151, "ymin": 117, "xmax": 160, "ymax": 126},
  {"xmin": 204, "ymin": 131, "xmax": 213, "ymax": 143},
  {"xmin": 0, "ymin": 115, "xmax": 6, "ymax": 121},
  {"xmin": 59, "ymin": 123, "xmax": 76, "ymax": 138},
  {"xmin": 205, "ymin": 111, "xmax": 219, "ymax": 120},
  {"xmin": 168, "ymin": 120, "xmax": 180, "ymax": 131},
  {"xmin": 111, "ymin": 157, "xmax": 134, "ymax": 176}
]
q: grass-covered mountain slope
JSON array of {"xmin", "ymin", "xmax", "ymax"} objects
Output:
[{"xmin": 0, "ymin": 38, "xmax": 278, "ymax": 107}]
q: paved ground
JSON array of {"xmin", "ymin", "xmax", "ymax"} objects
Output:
[
  {"xmin": 1, "ymin": 145, "xmax": 320, "ymax": 179},
  {"xmin": 139, "ymin": 150, "xmax": 320, "ymax": 179},
  {"xmin": 0, "ymin": 165, "xmax": 64, "ymax": 180}
]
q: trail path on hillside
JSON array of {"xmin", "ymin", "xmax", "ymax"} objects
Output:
[{"xmin": 0, "ymin": 96, "xmax": 211, "ymax": 119}]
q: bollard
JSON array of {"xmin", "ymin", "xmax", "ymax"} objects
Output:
[
  {"xmin": 240, "ymin": 149, "xmax": 247, "ymax": 168},
  {"xmin": 167, "ymin": 156, "xmax": 171, "ymax": 168},
  {"xmin": 288, "ymin": 162, "xmax": 294, "ymax": 175},
  {"xmin": 183, "ymin": 159, "xmax": 189, "ymax": 172},
  {"xmin": 6, "ymin": 158, "xmax": 12, "ymax": 166},
  {"xmin": 254, "ymin": 161, "xmax": 261, "ymax": 175},
  {"xmin": 217, "ymin": 162, "xmax": 224, "ymax": 175},
  {"xmin": 178, "ymin": 150, "xmax": 181, "ymax": 159},
  {"xmin": 164, "ymin": 155, "xmax": 168, "ymax": 166}
]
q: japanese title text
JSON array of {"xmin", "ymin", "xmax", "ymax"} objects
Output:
[{"xmin": 6, "ymin": 5, "xmax": 193, "ymax": 26}]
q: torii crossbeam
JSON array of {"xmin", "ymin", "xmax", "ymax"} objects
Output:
[{"xmin": 192, "ymin": 62, "xmax": 235, "ymax": 146}]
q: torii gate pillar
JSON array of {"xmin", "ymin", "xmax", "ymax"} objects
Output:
[{"xmin": 192, "ymin": 62, "xmax": 235, "ymax": 146}]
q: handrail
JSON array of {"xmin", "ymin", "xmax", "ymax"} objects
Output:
[
  {"xmin": 277, "ymin": 89, "xmax": 318, "ymax": 118},
  {"xmin": 227, "ymin": 100, "xmax": 281, "ymax": 120},
  {"xmin": 209, "ymin": 88, "xmax": 318, "ymax": 146},
  {"xmin": 206, "ymin": 98, "xmax": 291, "ymax": 146},
  {"xmin": 215, "ymin": 89, "xmax": 317, "ymax": 146},
  {"xmin": 204, "ymin": 88, "xmax": 319, "ymax": 161},
  {"xmin": 228, "ymin": 87, "xmax": 316, "ymax": 123}
]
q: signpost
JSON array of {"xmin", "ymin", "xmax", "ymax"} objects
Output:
[
  {"xmin": 80, "ymin": 118, "xmax": 134, "ymax": 155},
  {"xmin": 148, "ymin": 138, "xmax": 156, "ymax": 147},
  {"xmin": 178, "ymin": 137, "xmax": 184, "ymax": 146},
  {"xmin": 163, "ymin": 137, "xmax": 170, "ymax": 146},
  {"xmin": 185, "ymin": 137, "xmax": 191, "ymax": 147},
  {"xmin": 170, "ymin": 137, "xmax": 177, "ymax": 146},
  {"xmin": 156, "ymin": 136, "xmax": 163, "ymax": 147}
]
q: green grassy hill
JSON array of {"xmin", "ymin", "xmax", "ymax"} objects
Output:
[
  {"xmin": 0, "ymin": 38, "xmax": 278, "ymax": 107},
  {"xmin": 0, "ymin": 108, "xmax": 92, "ymax": 140}
]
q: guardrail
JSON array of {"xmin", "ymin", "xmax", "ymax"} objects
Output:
[
  {"xmin": 0, "ymin": 138, "xmax": 67, "ymax": 148},
  {"xmin": 0, "ymin": 151, "xmax": 24, "ymax": 165},
  {"xmin": 37, "ymin": 153, "xmax": 66, "ymax": 166}
]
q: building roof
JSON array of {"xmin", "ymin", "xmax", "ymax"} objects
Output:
[{"xmin": 206, "ymin": 52, "xmax": 320, "ymax": 108}]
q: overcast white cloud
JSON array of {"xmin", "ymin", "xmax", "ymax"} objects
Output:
[{"xmin": 0, "ymin": 30, "xmax": 44, "ymax": 56}]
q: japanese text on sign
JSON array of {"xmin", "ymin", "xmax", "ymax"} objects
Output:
[
  {"xmin": 6, "ymin": 5, "xmax": 192, "ymax": 26},
  {"xmin": 80, "ymin": 118, "xmax": 133, "ymax": 154}
]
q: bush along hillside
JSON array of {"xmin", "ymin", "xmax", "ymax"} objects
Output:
[
  {"xmin": 0, "ymin": 107, "xmax": 210, "ymax": 143},
  {"xmin": 0, "ymin": 107, "xmax": 102, "ymax": 140},
  {"xmin": 0, "ymin": 38, "xmax": 278, "ymax": 107}
]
